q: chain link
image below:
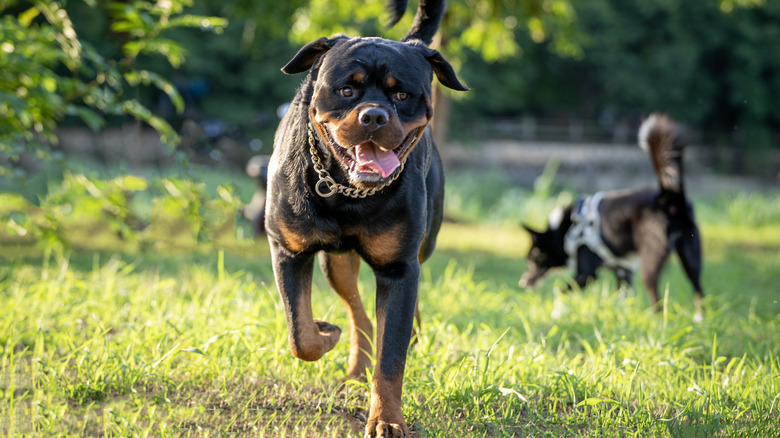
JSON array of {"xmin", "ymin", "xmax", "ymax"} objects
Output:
[{"xmin": 308, "ymin": 125, "xmax": 404, "ymax": 198}]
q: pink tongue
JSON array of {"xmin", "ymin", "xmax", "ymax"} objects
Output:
[{"xmin": 354, "ymin": 143, "xmax": 400, "ymax": 178}]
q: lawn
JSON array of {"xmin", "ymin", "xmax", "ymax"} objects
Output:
[{"xmin": 1, "ymin": 168, "xmax": 779, "ymax": 437}]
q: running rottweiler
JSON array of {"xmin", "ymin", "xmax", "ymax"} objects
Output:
[{"xmin": 264, "ymin": 0, "xmax": 467, "ymax": 436}]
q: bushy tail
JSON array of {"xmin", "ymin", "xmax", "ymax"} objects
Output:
[
  {"xmin": 638, "ymin": 113, "xmax": 688, "ymax": 194},
  {"xmin": 388, "ymin": 0, "xmax": 446, "ymax": 46}
]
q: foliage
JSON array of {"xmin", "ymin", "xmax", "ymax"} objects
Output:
[
  {"xmin": 289, "ymin": 0, "xmax": 389, "ymax": 42},
  {"xmin": 284, "ymin": 0, "xmax": 582, "ymax": 121},
  {"xmin": 5, "ymin": 162, "xmax": 778, "ymax": 259},
  {"xmin": 288, "ymin": 0, "xmax": 582, "ymax": 63},
  {"xmin": 150, "ymin": 0, "xmax": 305, "ymax": 131},
  {"xmin": 451, "ymin": 0, "xmax": 779, "ymax": 158},
  {"xmin": 575, "ymin": 0, "xmax": 780, "ymax": 130},
  {"xmin": 1, "ymin": 2, "xmax": 89, "ymax": 145},
  {"xmin": 107, "ymin": 0, "xmax": 226, "ymax": 68},
  {"xmin": 0, "ymin": 0, "xmax": 226, "ymax": 178},
  {"xmin": 720, "ymin": 0, "xmax": 766, "ymax": 12},
  {"xmin": 0, "ymin": 171, "xmax": 249, "ymax": 257},
  {"xmin": 2, "ymin": 0, "xmax": 778, "ymax": 181},
  {"xmin": 447, "ymin": 0, "xmax": 582, "ymax": 62},
  {"xmin": 280, "ymin": 0, "xmax": 778, "ymax": 162}
]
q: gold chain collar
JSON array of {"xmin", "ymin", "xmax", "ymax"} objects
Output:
[{"xmin": 308, "ymin": 124, "xmax": 404, "ymax": 198}]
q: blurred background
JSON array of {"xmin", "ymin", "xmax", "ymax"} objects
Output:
[
  {"xmin": 1, "ymin": 0, "xmax": 778, "ymax": 251},
  {"xmin": 4, "ymin": 4, "xmax": 780, "ymax": 435}
]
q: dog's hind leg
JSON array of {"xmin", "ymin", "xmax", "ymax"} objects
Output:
[
  {"xmin": 675, "ymin": 226, "xmax": 705, "ymax": 322},
  {"xmin": 638, "ymin": 247, "xmax": 669, "ymax": 312},
  {"xmin": 319, "ymin": 251, "xmax": 374, "ymax": 380},
  {"xmin": 635, "ymin": 215, "xmax": 670, "ymax": 311}
]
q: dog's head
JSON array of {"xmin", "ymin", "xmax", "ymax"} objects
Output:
[
  {"xmin": 518, "ymin": 207, "xmax": 570, "ymax": 289},
  {"xmin": 282, "ymin": 36, "xmax": 467, "ymax": 188}
]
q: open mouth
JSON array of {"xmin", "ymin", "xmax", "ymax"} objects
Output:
[{"xmin": 316, "ymin": 123, "xmax": 424, "ymax": 185}]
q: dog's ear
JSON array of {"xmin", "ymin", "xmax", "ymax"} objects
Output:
[
  {"xmin": 282, "ymin": 36, "xmax": 346, "ymax": 74},
  {"xmin": 417, "ymin": 46, "xmax": 469, "ymax": 91}
]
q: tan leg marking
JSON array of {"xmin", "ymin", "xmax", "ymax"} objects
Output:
[
  {"xmin": 319, "ymin": 252, "xmax": 373, "ymax": 380},
  {"xmin": 365, "ymin": 375, "xmax": 409, "ymax": 437},
  {"xmin": 359, "ymin": 222, "xmax": 405, "ymax": 267}
]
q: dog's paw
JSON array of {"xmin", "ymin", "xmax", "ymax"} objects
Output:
[
  {"xmin": 314, "ymin": 319, "xmax": 341, "ymax": 351},
  {"xmin": 364, "ymin": 419, "xmax": 410, "ymax": 438},
  {"xmin": 290, "ymin": 320, "xmax": 341, "ymax": 361}
]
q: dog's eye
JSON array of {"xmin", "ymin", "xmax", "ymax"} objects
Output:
[
  {"xmin": 339, "ymin": 87, "xmax": 354, "ymax": 98},
  {"xmin": 395, "ymin": 91, "xmax": 408, "ymax": 101}
]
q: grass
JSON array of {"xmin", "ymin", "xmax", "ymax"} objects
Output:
[{"xmin": 1, "ymin": 169, "xmax": 779, "ymax": 437}]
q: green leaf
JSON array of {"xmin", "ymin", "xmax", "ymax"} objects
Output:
[
  {"xmin": 19, "ymin": 7, "xmax": 41, "ymax": 27},
  {"xmin": 166, "ymin": 15, "xmax": 228, "ymax": 32},
  {"xmin": 4, "ymin": 218, "xmax": 31, "ymax": 236},
  {"xmin": 124, "ymin": 70, "xmax": 184, "ymax": 114},
  {"xmin": 41, "ymin": 77, "xmax": 57, "ymax": 93},
  {"xmin": 113, "ymin": 175, "xmax": 148, "ymax": 192},
  {"xmin": 121, "ymin": 100, "xmax": 180, "ymax": 147},
  {"xmin": 138, "ymin": 38, "xmax": 187, "ymax": 68},
  {"xmin": 121, "ymin": 41, "xmax": 144, "ymax": 60},
  {"xmin": 0, "ymin": 193, "xmax": 33, "ymax": 215},
  {"xmin": 66, "ymin": 105, "xmax": 105, "ymax": 131}
]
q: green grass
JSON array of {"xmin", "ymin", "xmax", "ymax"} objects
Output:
[{"xmin": 2, "ymin": 170, "xmax": 779, "ymax": 437}]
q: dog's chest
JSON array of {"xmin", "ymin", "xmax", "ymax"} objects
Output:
[{"xmin": 273, "ymin": 209, "xmax": 404, "ymax": 256}]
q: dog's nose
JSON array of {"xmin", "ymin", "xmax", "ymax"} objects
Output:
[{"xmin": 358, "ymin": 107, "xmax": 389, "ymax": 130}]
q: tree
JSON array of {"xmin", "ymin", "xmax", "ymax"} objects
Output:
[
  {"xmin": 564, "ymin": 0, "xmax": 778, "ymax": 172},
  {"xmin": 286, "ymin": 0, "xmax": 582, "ymax": 158},
  {"xmin": 0, "ymin": 0, "xmax": 225, "ymax": 180}
]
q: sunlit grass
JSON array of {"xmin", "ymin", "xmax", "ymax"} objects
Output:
[
  {"xmin": 3, "ymin": 216, "xmax": 779, "ymax": 437},
  {"xmin": 2, "ymin": 169, "xmax": 779, "ymax": 436}
]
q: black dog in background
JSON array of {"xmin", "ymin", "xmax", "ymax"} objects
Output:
[
  {"xmin": 263, "ymin": 0, "xmax": 467, "ymax": 436},
  {"xmin": 243, "ymin": 155, "xmax": 269, "ymax": 235},
  {"xmin": 519, "ymin": 114, "xmax": 704, "ymax": 320}
]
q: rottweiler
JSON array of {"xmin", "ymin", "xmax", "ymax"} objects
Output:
[
  {"xmin": 519, "ymin": 114, "xmax": 705, "ymax": 321},
  {"xmin": 264, "ymin": 0, "xmax": 467, "ymax": 436}
]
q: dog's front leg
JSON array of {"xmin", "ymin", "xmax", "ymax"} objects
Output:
[
  {"xmin": 269, "ymin": 241, "xmax": 341, "ymax": 362},
  {"xmin": 364, "ymin": 261, "xmax": 419, "ymax": 438}
]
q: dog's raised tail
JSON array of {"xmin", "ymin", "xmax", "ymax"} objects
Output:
[
  {"xmin": 638, "ymin": 113, "xmax": 688, "ymax": 194},
  {"xmin": 389, "ymin": 0, "xmax": 446, "ymax": 46}
]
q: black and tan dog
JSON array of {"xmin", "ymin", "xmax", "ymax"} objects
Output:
[
  {"xmin": 264, "ymin": 0, "xmax": 467, "ymax": 436},
  {"xmin": 519, "ymin": 114, "xmax": 704, "ymax": 320}
]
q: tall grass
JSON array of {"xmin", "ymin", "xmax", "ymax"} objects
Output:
[
  {"xmin": 445, "ymin": 161, "xmax": 575, "ymax": 228},
  {"xmin": 1, "ymin": 167, "xmax": 779, "ymax": 437}
]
